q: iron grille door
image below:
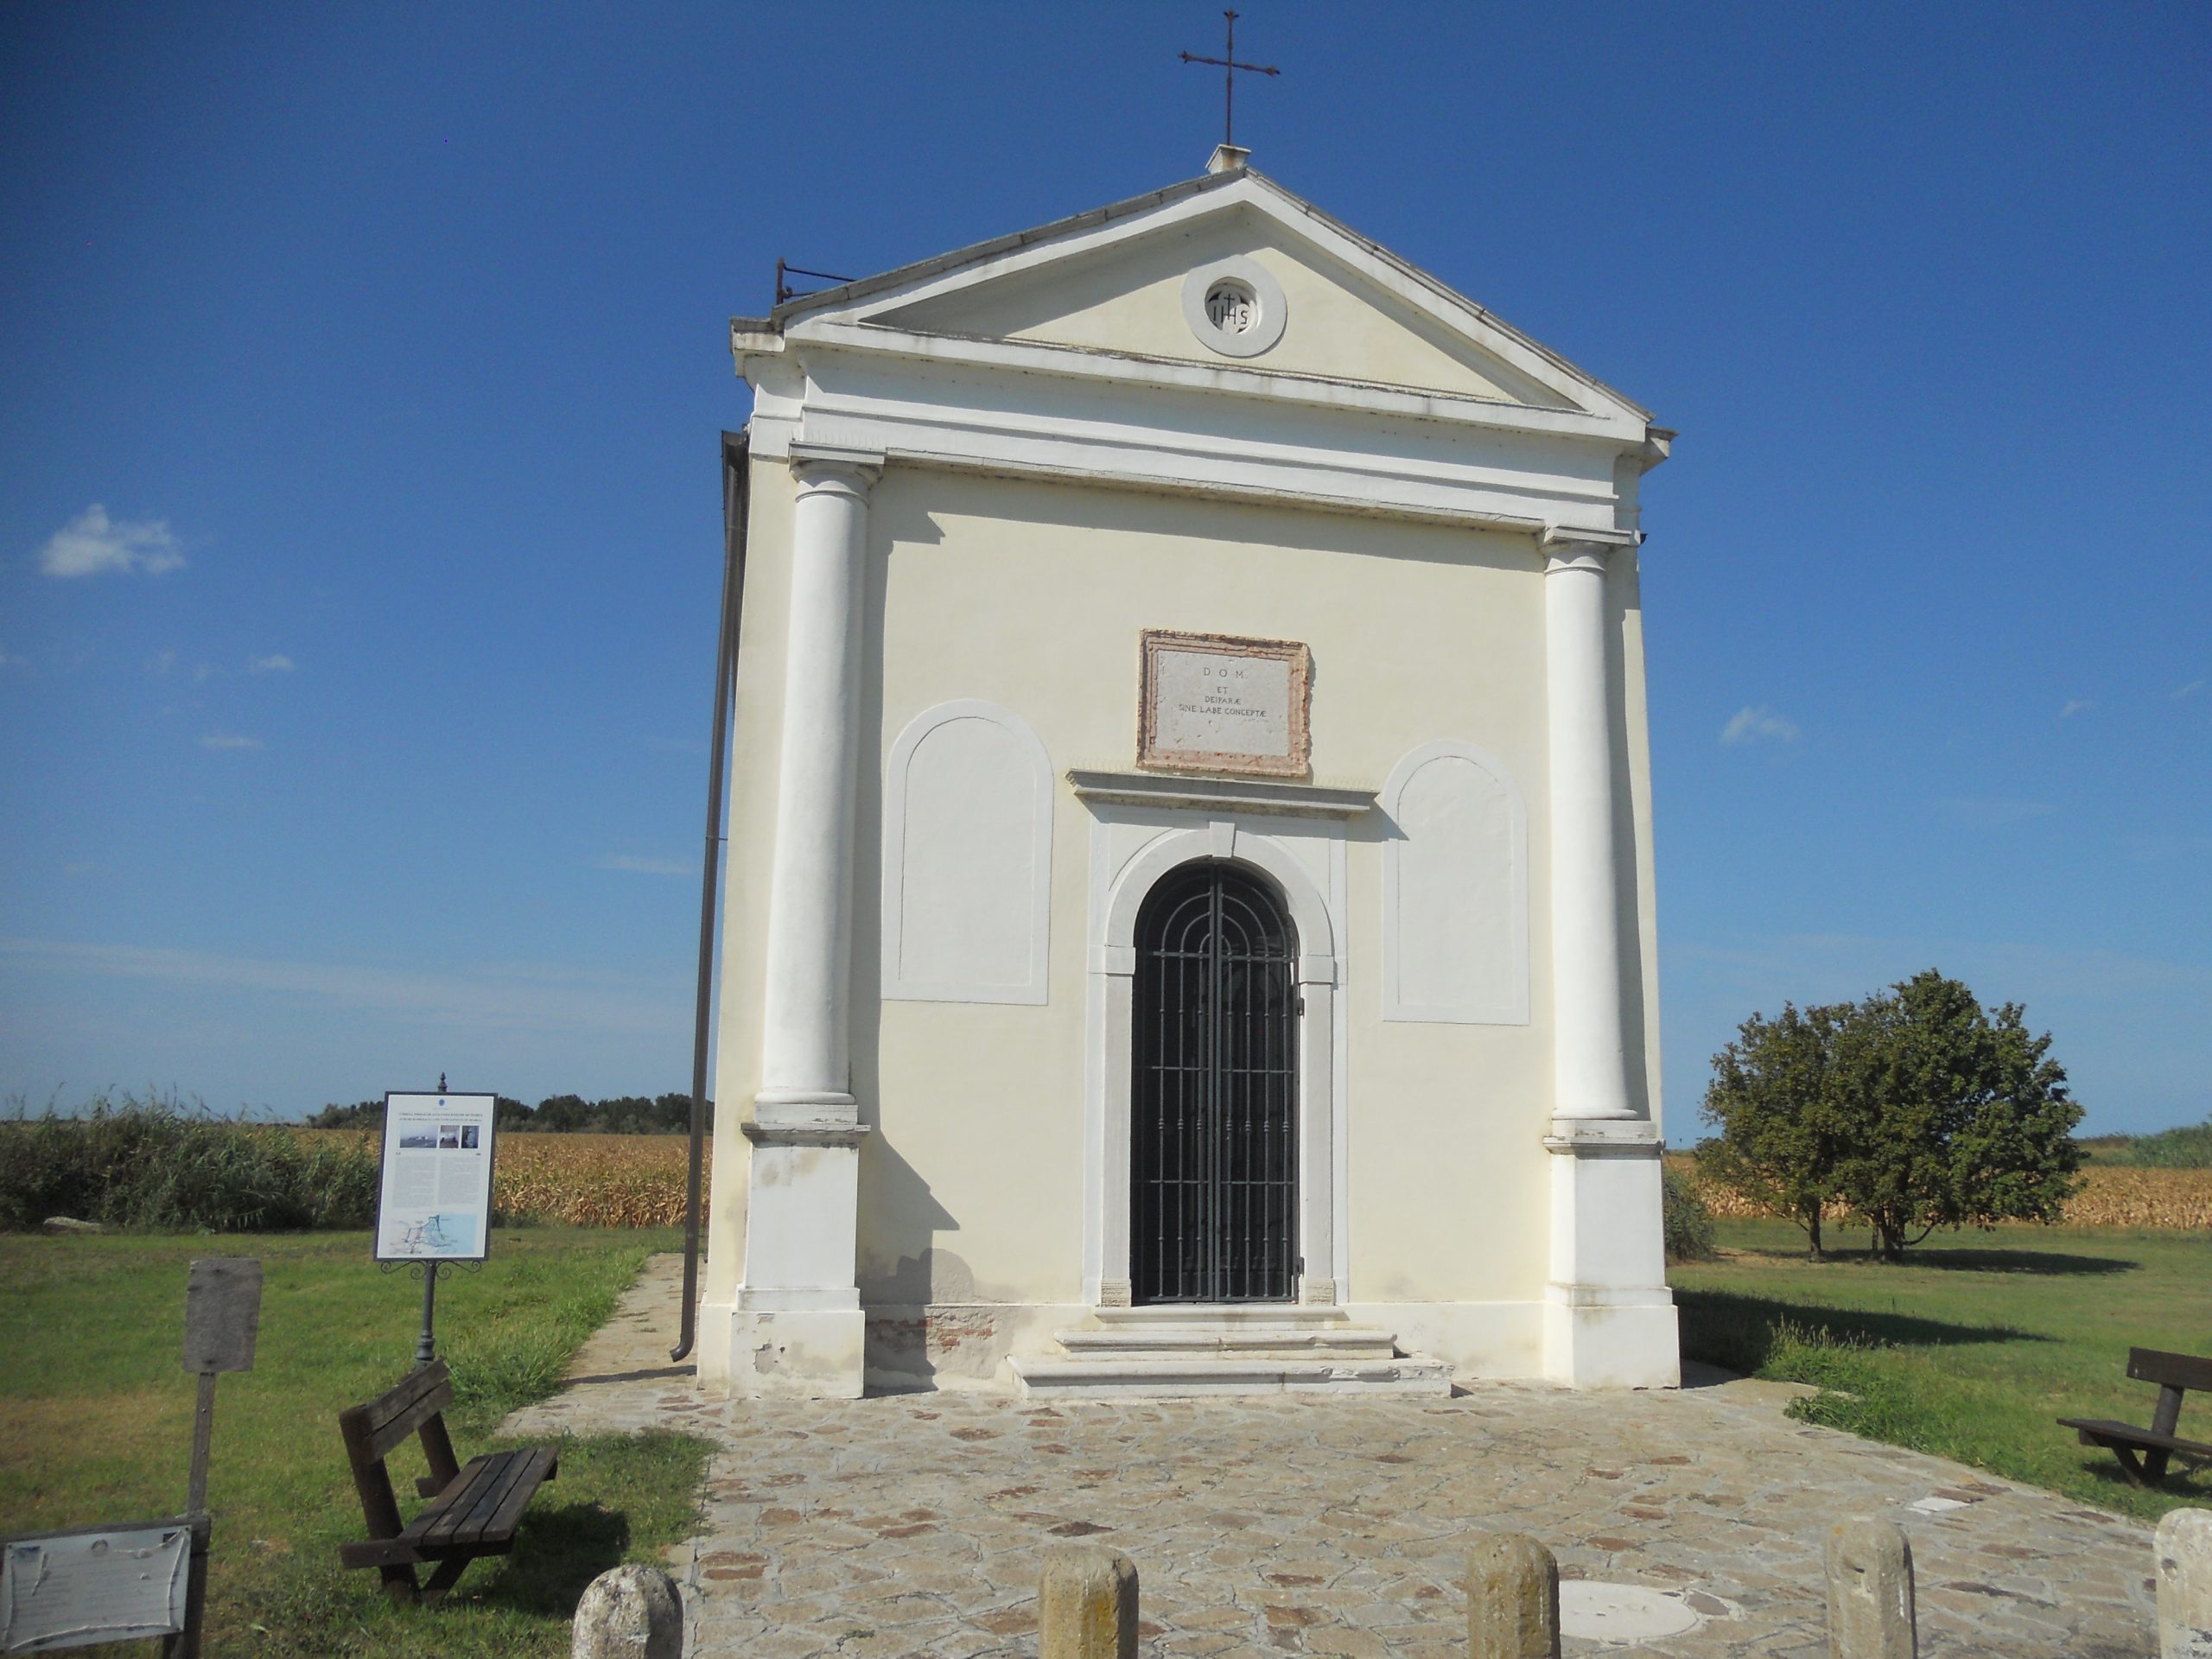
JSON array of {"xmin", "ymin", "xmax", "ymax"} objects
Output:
[{"xmin": 1131, "ymin": 861, "xmax": 1299, "ymax": 1303}]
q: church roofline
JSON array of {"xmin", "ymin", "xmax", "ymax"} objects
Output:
[{"xmin": 733, "ymin": 162, "xmax": 1656, "ymax": 426}]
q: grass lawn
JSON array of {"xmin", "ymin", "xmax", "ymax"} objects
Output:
[
  {"xmin": 1672, "ymin": 1219, "xmax": 2212, "ymax": 1522},
  {"xmin": 0, "ymin": 1228, "xmax": 712, "ymax": 1656}
]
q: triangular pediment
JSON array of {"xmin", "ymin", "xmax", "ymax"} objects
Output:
[{"xmin": 769, "ymin": 169, "xmax": 1649, "ymax": 425}]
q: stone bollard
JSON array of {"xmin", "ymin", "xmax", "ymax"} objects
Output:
[
  {"xmin": 1465, "ymin": 1532, "xmax": 1560, "ymax": 1659},
  {"xmin": 572, "ymin": 1564, "xmax": 683, "ymax": 1659},
  {"xmin": 1825, "ymin": 1516, "xmax": 1916, "ymax": 1659},
  {"xmin": 1039, "ymin": 1544, "xmax": 1139, "ymax": 1659},
  {"xmin": 2158, "ymin": 1508, "xmax": 2212, "ymax": 1659}
]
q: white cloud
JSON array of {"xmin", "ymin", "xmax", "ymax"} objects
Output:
[
  {"xmin": 144, "ymin": 649, "xmax": 177, "ymax": 676},
  {"xmin": 2176, "ymin": 681, "xmax": 2204, "ymax": 701},
  {"xmin": 199, "ymin": 732, "xmax": 263, "ymax": 751},
  {"xmin": 1935, "ymin": 797, "xmax": 2056, "ymax": 828},
  {"xmin": 1720, "ymin": 705, "xmax": 1802, "ymax": 746},
  {"xmin": 595, "ymin": 854, "xmax": 691, "ymax": 877},
  {"xmin": 0, "ymin": 646, "xmax": 26, "ymax": 670},
  {"xmin": 193, "ymin": 663, "xmax": 226, "ymax": 683},
  {"xmin": 0, "ymin": 936, "xmax": 688, "ymax": 1038},
  {"xmin": 247, "ymin": 654, "xmax": 295, "ymax": 674},
  {"xmin": 37, "ymin": 505, "xmax": 185, "ymax": 579},
  {"xmin": 2059, "ymin": 699, "xmax": 2094, "ymax": 720}
]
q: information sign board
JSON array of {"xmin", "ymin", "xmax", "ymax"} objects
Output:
[
  {"xmin": 373, "ymin": 1092, "xmax": 496, "ymax": 1262},
  {"xmin": 0, "ymin": 1521, "xmax": 192, "ymax": 1653}
]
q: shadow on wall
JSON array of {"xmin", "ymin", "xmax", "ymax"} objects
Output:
[{"xmin": 856, "ymin": 1134, "xmax": 979, "ymax": 1389}]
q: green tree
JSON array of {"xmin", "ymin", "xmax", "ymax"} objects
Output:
[
  {"xmin": 1834, "ymin": 969, "xmax": 2082, "ymax": 1259},
  {"xmin": 1696, "ymin": 1001, "xmax": 1853, "ymax": 1258}
]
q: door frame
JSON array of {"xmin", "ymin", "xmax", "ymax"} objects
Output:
[{"xmin": 1090, "ymin": 821, "xmax": 1340, "ymax": 1307}]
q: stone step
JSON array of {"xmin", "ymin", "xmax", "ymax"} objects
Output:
[
  {"xmin": 1008, "ymin": 1354, "xmax": 1454, "ymax": 1399},
  {"xmin": 1053, "ymin": 1325, "xmax": 1401, "ymax": 1361},
  {"xmin": 1090, "ymin": 1304, "xmax": 1351, "ymax": 1326}
]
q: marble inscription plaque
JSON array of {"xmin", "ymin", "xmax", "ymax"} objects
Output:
[{"xmin": 1138, "ymin": 630, "xmax": 1312, "ymax": 779}]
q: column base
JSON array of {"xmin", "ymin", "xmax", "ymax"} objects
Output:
[
  {"xmin": 1541, "ymin": 1286, "xmax": 1680, "ymax": 1389},
  {"xmin": 721, "ymin": 1300, "xmax": 866, "ymax": 1399},
  {"xmin": 1543, "ymin": 1119, "xmax": 1678, "ymax": 1389}
]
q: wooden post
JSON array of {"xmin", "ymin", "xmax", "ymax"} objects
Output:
[
  {"xmin": 177, "ymin": 1259, "xmax": 261, "ymax": 1659},
  {"xmin": 185, "ymin": 1372, "xmax": 218, "ymax": 1516}
]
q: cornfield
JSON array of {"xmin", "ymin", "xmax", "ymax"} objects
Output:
[
  {"xmin": 1672, "ymin": 1158, "xmax": 2212, "ymax": 1230},
  {"xmin": 297, "ymin": 1130, "xmax": 710, "ymax": 1229}
]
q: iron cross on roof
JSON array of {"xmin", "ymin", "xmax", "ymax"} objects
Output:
[{"xmin": 1180, "ymin": 10, "xmax": 1279, "ymax": 149}]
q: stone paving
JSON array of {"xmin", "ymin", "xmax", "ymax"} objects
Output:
[{"xmin": 505, "ymin": 1257, "xmax": 2161, "ymax": 1657}]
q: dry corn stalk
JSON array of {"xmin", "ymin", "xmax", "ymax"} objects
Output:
[
  {"xmin": 294, "ymin": 1128, "xmax": 711, "ymax": 1228},
  {"xmin": 1669, "ymin": 1155, "xmax": 2212, "ymax": 1231}
]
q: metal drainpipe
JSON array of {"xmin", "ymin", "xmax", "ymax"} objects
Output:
[{"xmin": 671, "ymin": 429, "xmax": 749, "ymax": 1363}]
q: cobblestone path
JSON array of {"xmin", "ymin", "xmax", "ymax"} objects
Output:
[{"xmin": 505, "ymin": 1258, "xmax": 2158, "ymax": 1657}]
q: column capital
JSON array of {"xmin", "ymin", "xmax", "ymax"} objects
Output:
[
  {"xmin": 1540, "ymin": 524, "xmax": 1637, "ymax": 575},
  {"xmin": 789, "ymin": 444, "xmax": 882, "ymax": 498}
]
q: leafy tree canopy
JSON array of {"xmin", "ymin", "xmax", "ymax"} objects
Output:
[{"xmin": 1695, "ymin": 969, "xmax": 2082, "ymax": 1259}]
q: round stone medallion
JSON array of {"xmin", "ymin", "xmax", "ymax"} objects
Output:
[{"xmin": 1559, "ymin": 1580, "xmax": 1703, "ymax": 1644}]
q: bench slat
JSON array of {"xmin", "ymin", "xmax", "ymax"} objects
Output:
[
  {"xmin": 406, "ymin": 1456, "xmax": 509, "ymax": 1548},
  {"xmin": 2059, "ymin": 1416, "xmax": 2212, "ymax": 1460},
  {"xmin": 421, "ymin": 1454, "xmax": 518, "ymax": 1548},
  {"xmin": 475, "ymin": 1447, "xmax": 557, "ymax": 1547},
  {"xmin": 339, "ymin": 1360, "xmax": 457, "ymax": 1464},
  {"xmin": 447, "ymin": 1447, "xmax": 553, "ymax": 1548},
  {"xmin": 2128, "ymin": 1347, "xmax": 2212, "ymax": 1394}
]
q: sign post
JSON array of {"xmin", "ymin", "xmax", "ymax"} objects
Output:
[{"xmin": 373, "ymin": 1085, "xmax": 497, "ymax": 1368}]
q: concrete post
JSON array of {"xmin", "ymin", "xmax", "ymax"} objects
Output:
[
  {"xmin": 2158, "ymin": 1508, "xmax": 2212, "ymax": 1659},
  {"xmin": 1825, "ymin": 1516, "xmax": 1916, "ymax": 1659},
  {"xmin": 1466, "ymin": 1532, "xmax": 1560, "ymax": 1659},
  {"xmin": 572, "ymin": 1565, "xmax": 682, "ymax": 1659},
  {"xmin": 1039, "ymin": 1545, "xmax": 1138, "ymax": 1659}
]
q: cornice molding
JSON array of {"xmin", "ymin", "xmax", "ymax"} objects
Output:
[{"xmin": 1068, "ymin": 768, "xmax": 1376, "ymax": 820}]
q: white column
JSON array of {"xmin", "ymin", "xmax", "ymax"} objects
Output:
[
  {"xmin": 726, "ymin": 449, "xmax": 879, "ymax": 1400},
  {"xmin": 756, "ymin": 454, "xmax": 878, "ymax": 1128},
  {"xmin": 1541, "ymin": 532, "xmax": 1634, "ymax": 1122},
  {"xmin": 1539, "ymin": 526, "xmax": 1676, "ymax": 1389}
]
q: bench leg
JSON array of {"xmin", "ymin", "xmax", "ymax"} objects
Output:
[
  {"xmin": 378, "ymin": 1563, "xmax": 420, "ymax": 1605},
  {"xmin": 2107, "ymin": 1444, "xmax": 2174, "ymax": 1488},
  {"xmin": 418, "ymin": 1557, "xmax": 470, "ymax": 1604}
]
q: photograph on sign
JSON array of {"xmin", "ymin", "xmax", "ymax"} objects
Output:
[
  {"xmin": 0, "ymin": 1525, "xmax": 189, "ymax": 1650},
  {"xmin": 373, "ymin": 1092, "xmax": 497, "ymax": 1262}
]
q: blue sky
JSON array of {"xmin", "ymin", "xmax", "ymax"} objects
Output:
[{"xmin": 1, "ymin": 3, "xmax": 2205, "ymax": 1136}]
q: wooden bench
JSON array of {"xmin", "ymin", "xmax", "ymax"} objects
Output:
[
  {"xmin": 2057, "ymin": 1346, "xmax": 2212, "ymax": 1487},
  {"xmin": 336, "ymin": 1358, "xmax": 557, "ymax": 1601}
]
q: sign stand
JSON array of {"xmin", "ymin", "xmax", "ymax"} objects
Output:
[
  {"xmin": 1, "ymin": 1259, "xmax": 259, "ymax": 1658},
  {"xmin": 416, "ymin": 1259, "xmax": 441, "ymax": 1370},
  {"xmin": 372, "ymin": 1077, "xmax": 497, "ymax": 1370}
]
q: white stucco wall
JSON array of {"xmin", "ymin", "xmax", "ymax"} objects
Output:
[{"xmin": 708, "ymin": 457, "xmax": 1665, "ymax": 1384}]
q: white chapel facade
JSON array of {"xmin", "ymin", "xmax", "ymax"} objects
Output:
[{"xmin": 699, "ymin": 149, "xmax": 1680, "ymax": 1398}]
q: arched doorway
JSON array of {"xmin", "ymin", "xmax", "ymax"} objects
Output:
[{"xmin": 1130, "ymin": 860, "xmax": 1300, "ymax": 1304}]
